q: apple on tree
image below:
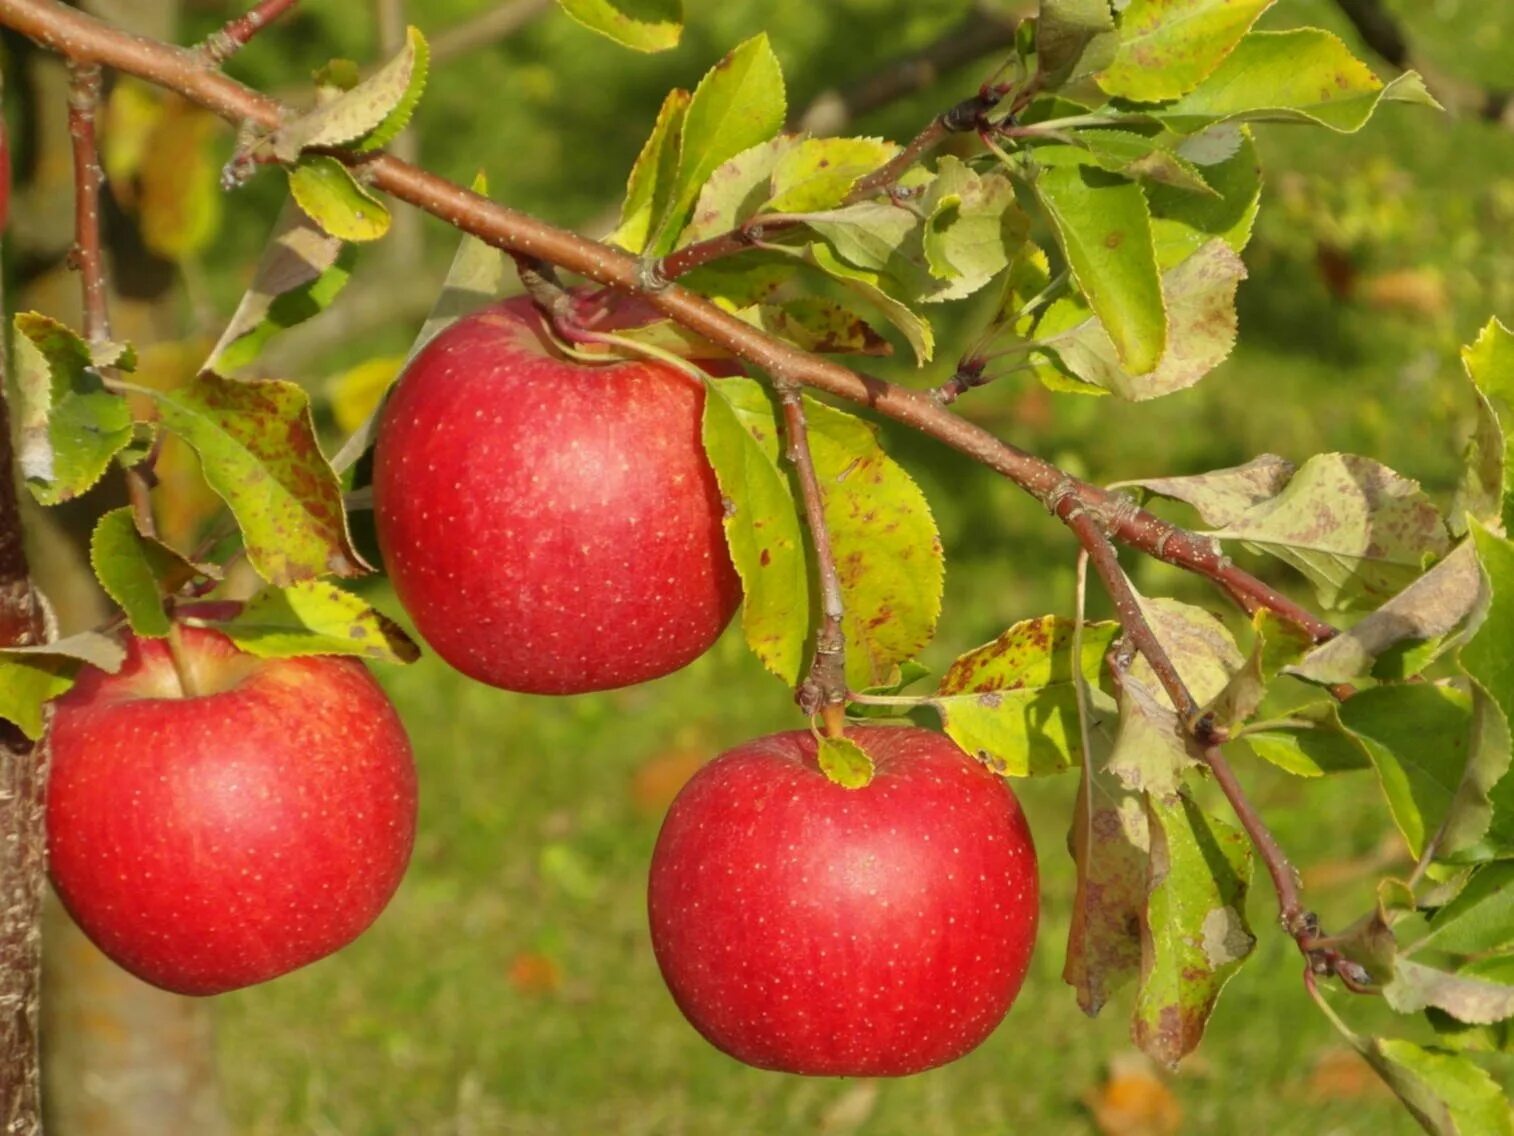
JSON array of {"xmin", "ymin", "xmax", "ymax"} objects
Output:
[
  {"xmin": 648, "ymin": 726, "xmax": 1039, "ymax": 1077},
  {"xmin": 372, "ymin": 290, "xmax": 742, "ymax": 696},
  {"xmin": 45, "ymin": 621, "xmax": 418, "ymax": 997}
]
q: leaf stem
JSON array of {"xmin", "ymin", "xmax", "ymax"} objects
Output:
[
  {"xmin": 777, "ymin": 381, "xmax": 849, "ymax": 730},
  {"xmin": 844, "ymin": 89, "xmax": 1002, "ymax": 204}
]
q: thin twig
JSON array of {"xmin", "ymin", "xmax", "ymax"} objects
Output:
[
  {"xmin": 1061, "ymin": 507, "xmax": 1316, "ymax": 948},
  {"xmin": 795, "ymin": 8, "xmax": 1023, "ymax": 135},
  {"xmin": 198, "ymin": 0, "xmax": 301, "ymax": 65},
  {"xmin": 778, "ymin": 382, "xmax": 848, "ymax": 734},
  {"xmin": 844, "ymin": 89, "xmax": 1001, "ymax": 203},
  {"xmin": 68, "ymin": 62, "xmax": 158, "ymax": 541},
  {"xmin": 0, "ymin": 0, "xmax": 1338, "ymax": 646}
]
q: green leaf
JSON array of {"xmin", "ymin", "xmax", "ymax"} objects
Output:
[
  {"xmin": 796, "ymin": 201, "xmax": 919, "ymax": 274},
  {"xmin": 129, "ymin": 373, "xmax": 368, "ymax": 585},
  {"xmin": 1134, "ymin": 792, "xmax": 1255, "ymax": 1068},
  {"xmin": 1414, "ymin": 863, "xmax": 1514, "ymax": 958},
  {"xmin": 0, "ymin": 654, "xmax": 77, "ymax": 741},
  {"xmin": 1097, "ymin": 0, "xmax": 1275, "ymax": 102},
  {"xmin": 556, "ymin": 0, "xmax": 682, "ymax": 53},
  {"xmin": 1065, "ymin": 741, "xmax": 1150, "ymax": 1015},
  {"xmin": 1073, "ymin": 130, "xmax": 1218, "ymax": 195},
  {"xmin": 288, "ymin": 156, "xmax": 391, "ymax": 242},
  {"xmin": 1289, "ymin": 540, "xmax": 1488, "ymax": 685},
  {"xmin": 1456, "ymin": 319, "xmax": 1514, "ymax": 534},
  {"xmin": 818, "ymin": 734, "xmax": 874, "ymax": 789},
  {"xmin": 764, "ymin": 136, "xmax": 897, "ymax": 213},
  {"xmin": 1108, "ymin": 596, "xmax": 1244, "ymax": 796},
  {"xmin": 1209, "ymin": 453, "xmax": 1450, "ymax": 610},
  {"xmin": 795, "ymin": 242, "xmax": 935, "ymax": 364},
  {"xmin": 608, "ymin": 89, "xmax": 691, "ymax": 252},
  {"xmin": 675, "ymin": 135, "xmax": 797, "ymax": 247},
  {"xmin": 1359, "ymin": 1038, "xmax": 1514, "ymax": 1136},
  {"xmin": 1242, "ymin": 700, "xmax": 1372, "ymax": 778},
  {"xmin": 918, "ymin": 158, "xmax": 1026, "ymax": 301},
  {"xmin": 654, "ymin": 34, "xmax": 786, "ymax": 255},
  {"xmin": 700, "ymin": 378, "xmax": 808, "ymax": 684},
  {"xmin": 209, "ymin": 198, "xmax": 354, "ymax": 373},
  {"xmin": 1463, "ymin": 521, "xmax": 1514, "ymax": 732},
  {"xmin": 1037, "ymin": 0, "xmax": 1119, "ymax": 89},
  {"xmin": 4, "ymin": 631, "xmax": 126, "ymax": 672},
  {"xmin": 1204, "ymin": 609, "xmax": 1313, "ymax": 730},
  {"xmin": 1111, "ymin": 453, "xmax": 1294, "ymax": 528},
  {"xmin": 1339, "ymin": 684, "xmax": 1479, "ymax": 861},
  {"xmin": 802, "ymin": 399, "xmax": 944, "ymax": 690},
  {"xmin": 1148, "ymin": 127, "xmax": 1262, "ymax": 269},
  {"xmin": 1158, "ymin": 30, "xmax": 1439, "ymax": 134},
  {"xmin": 1033, "ymin": 159, "xmax": 1166, "ymax": 376},
  {"xmin": 89, "ymin": 507, "xmax": 214, "ymax": 637},
  {"xmin": 932, "ymin": 616, "xmax": 1119, "ymax": 776},
  {"xmin": 1035, "ymin": 238, "xmax": 1245, "ymax": 400},
  {"xmin": 354, "ymin": 26, "xmax": 429, "ymax": 152},
  {"xmin": 269, "ymin": 26, "xmax": 429, "ymax": 160},
  {"xmin": 210, "ymin": 581, "xmax": 419, "ymax": 664},
  {"xmin": 12, "ymin": 313, "xmax": 134, "ymax": 505}
]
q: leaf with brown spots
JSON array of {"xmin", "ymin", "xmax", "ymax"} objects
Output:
[
  {"xmin": 1209, "ymin": 452, "xmax": 1451, "ymax": 610},
  {"xmin": 1066, "ymin": 704, "xmax": 1151, "ymax": 1016},
  {"xmin": 1097, "ymin": 0, "xmax": 1276, "ymax": 103},
  {"xmin": 1111, "ymin": 453, "xmax": 1296, "ymax": 528},
  {"xmin": 1289, "ymin": 538, "xmax": 1487, "ymax": 685},
  {"xmin": 933, "ymin": 616, "xmax": 1119, "ymax": 776},
  {"xmin": 804, "ymin": 397, "xmax": 944, "ymax": 690},
  {"xmin": 1108, "ymin": 596, "xmax": 1244, "ymax": 796},
  {"xmin": 1035, "ymin": 238, "xmax": 1246, "ymax": 400},
  {"xmin": 1133, "ymin": 791, "xmax": 1254, "ymax": 1069},
  {"xmin": 764, "ymin": 135, "xmax": 897, "ymax": 213},
  {"xmin": 1157, "ymin": 29, "xmax": 1437, "ymax": 134},
  {"xmin": 208, "ymin": 581, "xmax": 418, "ymax": 664},
  {"xmin": 127, "ymin": 373, "xmax": 369, "ymax": 585}
]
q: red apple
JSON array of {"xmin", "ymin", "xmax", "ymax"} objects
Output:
[
  {"xmin": 45, "ymin": 624, "xmax": 417, "ymax": 996},
  {"xmin": 647, "ymin": 726, "xmax": 1039, "ymax": 1077},
  {"xmin": 372, "ymin": 291, "xmax": 742, "ymax": 695}
]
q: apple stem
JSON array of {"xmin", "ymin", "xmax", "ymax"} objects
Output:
[
  {"xmin": 164, "ymin": 624, "xmax": 202, "ymax": 698},
  {"xmin": 775, "ymin": 382, "xmax": 850, "ymax": 728}
]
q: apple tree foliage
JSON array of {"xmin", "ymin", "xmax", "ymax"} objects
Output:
[{"xmin": 3, "ymin": 0, "xmax": 1514, "ymax": 1128}]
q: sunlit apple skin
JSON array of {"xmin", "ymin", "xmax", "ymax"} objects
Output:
[
  {"xmin": 372, "ymin": 292, "xmax": 742, "ymax": 695},
  {"xmin": 45, "ymin": 626, "xmax": 417, "ymax": 996},
  {"xmin": 648, "ymin": 727, "xmax": 1039, "ymax": 1077}
]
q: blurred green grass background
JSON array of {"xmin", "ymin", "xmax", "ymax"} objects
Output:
[{"xmin": 34, "ymin": 0, "xmax": 1514, "ymax": 1130}]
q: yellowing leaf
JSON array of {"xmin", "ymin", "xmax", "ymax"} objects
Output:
[
  {"xmin": 818, "ymin": 735, "xmax": 874, "ymax": 789},
  {"xmin": 764, "ymin": 136, "xmax": 897, "ymax": 213},
  {"xmin": 608, "ymin": 88, "xmax": 690, "ymax": 253},
  {"xmin": 557, "ymin": 0, "xmax": 682, "ymax": 53},
  {"xmin": 288, "ymin": 156, "xmax": 392, "ymax": 242},
  {"xmin": 211, "ymin": 581, "xmax": 418, "ymax": 664},
  {"xmin": 1098, "ymin": 0, "xmax": 1275, "ymax": 102},
  {"xmin": 129, "ymin": 373, "xmax": 368, "ymax": 585}
]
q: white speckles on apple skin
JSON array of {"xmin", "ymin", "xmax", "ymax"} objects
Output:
[
  {"xmin": 648, "ymin": 726, "xmax": 1039, "ymax": 1078},
  {"xmin": 46, "ymin": 627, "xmax": 418, "ymax": 997},
  {"xmin": 372, "ymin": 294, "xmax": 742, "ymax": 695}
]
